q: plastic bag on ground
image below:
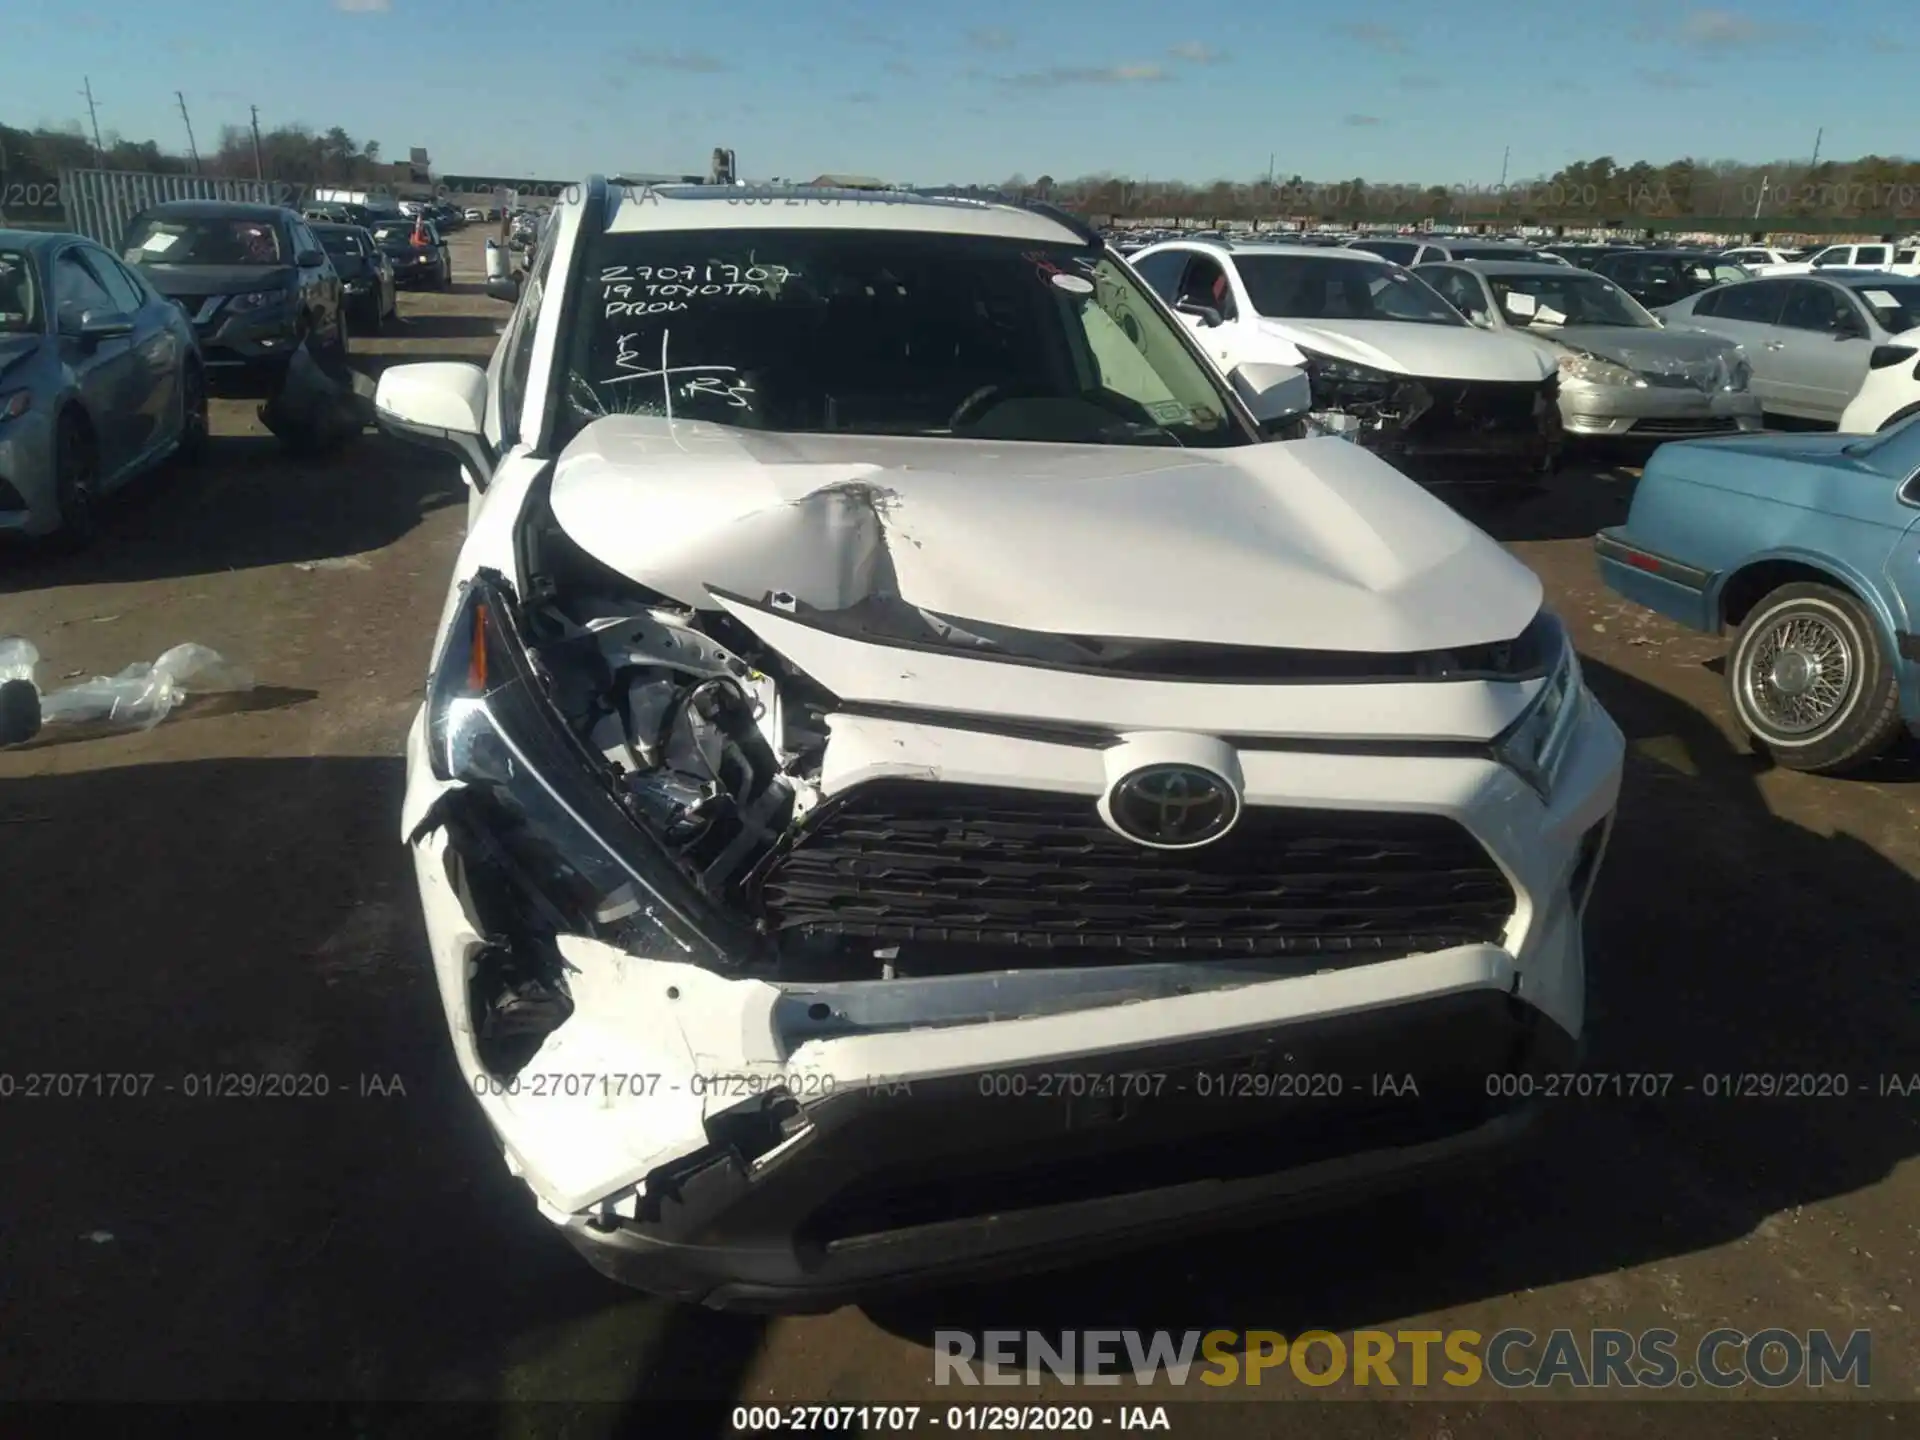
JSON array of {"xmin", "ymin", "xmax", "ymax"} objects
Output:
[{"xmin": 27, "ymin": 643, "xmax": 254, "ymax": 734}]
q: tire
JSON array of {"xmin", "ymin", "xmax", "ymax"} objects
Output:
[
  {"xmin": 359, "ymin": 297, "xmax": 382, "ymax": 335},
  {"xmin": 1726, "ymin": 581, "xmax": 1904, "ymax": 774},
  {"xmin": 51, "ymin": 410, "xmax": 101, "ymax": 549},
  {"xmin": 175, "ymin": 361, "xmax": 209, "ymax": 464}
]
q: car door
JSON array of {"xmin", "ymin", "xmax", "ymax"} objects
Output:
[
  {"xmin": 1678, "ymin": 279, "xmax": 1791, "ymax": 383},
  {"xmin": 1809, "ymin": 245, "xmax": 1854, "ymax": 272},
  {"xmin": 290, "ymin": 219, "xmax": 339, "ymax": 336},
  {"xmin": 1852, "ymin": 244, "xmax": 1892, "ymax": 271},
  {"xmin": 50, "ymin": 245, "xmax": 142, "ymax": 478},
  {"xmin": 1772, "ymin": 281, "xmax": 1876, "ymax": 421},
  {"xmin": 86, "ymin": 246, "xmax": 176, "ymax": 463},
  {"xmin": 1168, "ymin": 253, "xmax": 1244, "ymax": 369}
]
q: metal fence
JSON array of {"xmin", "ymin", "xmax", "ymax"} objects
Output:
[{"xmin": 56, "ymin": 169, "xmax": 310, "ymax": 248}]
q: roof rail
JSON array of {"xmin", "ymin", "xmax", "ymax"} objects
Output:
[{"xmin": 1022, "ymin": 200, "xmax": 1104, "ymax": 248}]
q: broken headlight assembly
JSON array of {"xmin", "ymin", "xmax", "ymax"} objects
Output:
[
  {"xmin": 1295, "ymin": 348, "xmax": 1400, "ymax": 404},
  {"xmin": 1492, "ymin": 614, "xmax": 1585, "ymax": 801},
  {"xmin": 423, "ymin": 572, "xmax": 757, "ymax": 969},
  {"xmin": 1556, "ymin": 352, "xmax": 1646, "ymax": 389}
]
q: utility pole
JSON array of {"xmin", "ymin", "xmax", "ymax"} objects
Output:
[
  {"xmin": 1753, "ymin": 173, "xmax": 1770, "ymax": 221},
  {"xmin": 80, "ymin": 77, "xmax": 104, "ymax": 165},
  {"xmin": 249, "ymin": 105, "xmax": 264, "ymax": 180},
  {"xmin": 1498, "ymin": 146, "xmax": 1510, "ymax": 188},
  {"xmin": 176, "ymin": 91, "xmax": 201, "ymax": 175},
  {"xmin": 1809, "ymin": 127, "xmax": 1823, "ymax": 169}
]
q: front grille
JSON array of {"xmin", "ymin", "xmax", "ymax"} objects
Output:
[
  {"xmin": 1410, "ymin": 379, "xmax": 1550, "ymax": 435},
  {"xmin": 753, "ymin": 782, "xmax": 1515, "ymax": 959},
  {"xmin": 1641, "ymin": 368, "xmax": 1715, "ymax": 391},
  {"xmin": 1631, "ymin": 416, "xmax": 1739, "ymax": 435}
]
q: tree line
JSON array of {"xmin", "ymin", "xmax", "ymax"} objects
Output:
[
  {"xmin": 1, "ymin": 118, "xmax": 393, "ymax": 186},
  {"xmin": 971, "ymin": 155, "xmax": 1920, "ymax": 224},
  {"xmin": 8, "ymin": 117, "xmax": 1919, "ymax": 225}
]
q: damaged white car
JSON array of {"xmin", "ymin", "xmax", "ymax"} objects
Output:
[
  {"xmin": 1127, "ymin": 240, "xmax": 1564, "ymax": 485},
  {"xmin": 374, "ymin": 179, "xmax": 1625, "ymax": 1310}
]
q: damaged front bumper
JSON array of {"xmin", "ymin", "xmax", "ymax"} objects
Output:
[
  {"xmin": 403, "ymin": 654, "xmax": 1622, "ymax": 1307},
  {"xmin": 1307, "ymin": 374, "xmax": 1563, "ymax": 483}
]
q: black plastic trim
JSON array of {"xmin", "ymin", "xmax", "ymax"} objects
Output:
[
  {"xmin": 1897, "ymin": 632, "xmax": 1920, "ymax": 663},
  {"xmin": 829, "ymin": 700, "xmax": 1502, "ymax": 757},
  {"xmin": 1593, "ymin": 531, "xmax": 1713, "ymax": 592},
  {"xmin": 712, "ymin": 587, "xmax": 1561, "ymax": 686}
]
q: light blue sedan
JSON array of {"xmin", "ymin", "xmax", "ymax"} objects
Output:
[
  {"xmin": 1595, "ymin": 419, "xmax": 1920, "ymax": 774},
  {"xmin": 0, "ymin": 228, "xmax": 207, "ymax": 546}
]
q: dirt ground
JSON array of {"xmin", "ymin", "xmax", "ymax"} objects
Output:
[{"xmin": 1, "ymin": 230, "xmax": 1915, "ymax": 1435}]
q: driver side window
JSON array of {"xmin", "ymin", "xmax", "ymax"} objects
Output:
[
  {"xmin": 1429, "ymin": 269, "xmax": 1487, "ymax": 320},
  {"xmin": 53, "ymin": 250, "xmax": 117, "ymax": 326},
  {"xmin": 498, "ymin": 222, "xmax": 559, "ymax": 448},
  {"xmin": 1175, "ymin": 256, "xmax": 1237, "ymax": 321}
]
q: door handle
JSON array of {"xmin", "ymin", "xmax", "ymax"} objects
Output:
[{"xmin": 1764, "ymin": 340, "xmax": 1785, "ymax": 350}]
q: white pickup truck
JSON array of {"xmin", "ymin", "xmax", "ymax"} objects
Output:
[{"xmin": 1748, "ymin": 241, "xmax": 1920, "ymax": 277}]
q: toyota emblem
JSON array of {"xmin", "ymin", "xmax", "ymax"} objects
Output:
[{"xmin": 1106, "ymin": 764, "xmax": 1239, "ymax": 849}]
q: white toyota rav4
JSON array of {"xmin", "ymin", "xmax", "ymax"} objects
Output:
[{"xmin": 374, "ymin": 178, "xmax": 1624, "ymax": 1310}]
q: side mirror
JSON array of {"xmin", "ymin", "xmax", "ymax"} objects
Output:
[
  {"xmin": 296, "ymin": 249, "xmax": 326, "ymax": 268},
  {"xmin": 484, "ymin": 276, "xmax": 521, "ymax": 304},
  {"xmin": 61, "ymin": 307, "xmax": 134, "ymax": 345},
  {"xmin": 375, "ymin": 362, "xmax": 495, "ymax": 489},
  {"xmin": 1229, "ymin": 362, "xmax": 1313, "ymax": 432},
  {"xmin": 1175, "ymin": 299, "xmax": 1224, "ymax": 328}
]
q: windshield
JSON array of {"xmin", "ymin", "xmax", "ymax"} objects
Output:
[
  {"xmin": 1230, "ymin": 254, "xmax": 1465, "ymax": 326},
  {"xmin": 0, "ymin": 251, "xmax": 39, "ymax": 334},
  {"xmin": 371, "ymin": 223, "xmax": 429, "ymax": 246},
  {"xmin": 1846, "ymin": 282, "xmax": 1920, "ymax": 335},
  {"xmin": 122, "ymin": 216, "xmax": 287, "ymax": 266},
  {"xmin": 561, "ymin": 229, "xmax": 1250, "ymax": 449},
  {"xmin": 1486, "ymin": 271, "xmax": 1656, "ymax": 328}
]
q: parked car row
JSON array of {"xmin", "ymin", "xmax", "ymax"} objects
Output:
[{"xmin": 1, "ymin": 195, "xmax": 453, "ymax": 545}]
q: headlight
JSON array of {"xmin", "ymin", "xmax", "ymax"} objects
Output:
[
  {"xmin": 1557, "ymin": 352, "xmax": 1646, "ymax": 388},
  {"xmin": 228, "ymin": 289, "xmax": 291, "ymax": 313},
  {"xmin": 427, "ymin": 573, "xmax": 750, "ymax": 967},
  {"xmin": 1294, "ymin": 347, "xmax": 1399, "ymax": 388},
  {"xmin": 344, "ymin": 279, "xmax": 368, "ymax": 292},
  {"xmin": 1493, "ymin": 615, "xmax": 1585, "ymax": 800},
  {"xmin": 1722, "ymin": 353, "xmax": 1751, "ymax": 391}
]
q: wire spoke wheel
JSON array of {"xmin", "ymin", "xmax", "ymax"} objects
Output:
[{"xmin": 1740, "ymin": 611, "xmax": 1853, "ymax": 735}]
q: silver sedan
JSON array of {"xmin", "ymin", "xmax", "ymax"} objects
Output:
[
  {"xmin": 1416, "ymin": 260, "xmax": 1762, "ymax": 441},
  {"xmin": 0, "ymin": 229, "xmax": 207, "ymax": 545},
  {"xmin": 1657, "ymin": 271, "xmax": 1920, "ymax": 425}
]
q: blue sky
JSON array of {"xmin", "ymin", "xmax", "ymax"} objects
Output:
[{"xmin": 7, "ymin": 1, "xmax": 1915, "ymax": 188}]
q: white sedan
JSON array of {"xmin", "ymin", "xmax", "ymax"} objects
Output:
[{"xmin": 1128, "ymin": 240, "xmax": 1564, "ymax": 483}]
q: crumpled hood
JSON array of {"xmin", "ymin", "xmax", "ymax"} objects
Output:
[
  {"xmin": 545, "ymin": 417, "xmax": 1544, "ymax": 655},
  {"xmin": 139, "ymin": 264, "xmax": 296, "ymax": 298},
  {"xmin": 1255, "ymin": 318, "xmax": 1554, "ymax": 383},
  {"xmin": 1524, "ymin": 324, "xmax": 1739, "ymax": 386}
]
